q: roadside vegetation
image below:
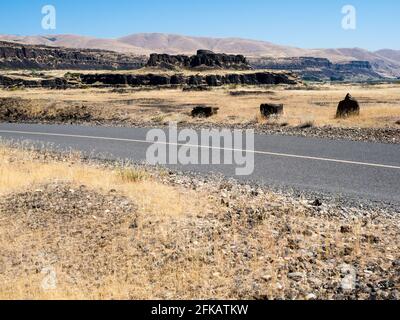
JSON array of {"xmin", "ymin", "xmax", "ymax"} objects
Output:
[
  {"xmin": 0, "ymin": 82, "xmax": 399, "ymax": 130},
  {"xmin": 0, "ymin": 143, "xmax": 399, "ymax": 300}
]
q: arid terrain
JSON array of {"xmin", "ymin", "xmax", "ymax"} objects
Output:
[
  {"xmin": 0, "ymin": 33, "xmax": 399, "ymax": 302},
  {"xmin": 2, "ymin": 33, "xmax": 400, "ymax": 77},
  {"xmin": 0, "ymin": 143, "xmax": 399, "ymax": 300},
  {"xmin": 1, "ymin": 77, "xmax": 399, "ymax": 143}
]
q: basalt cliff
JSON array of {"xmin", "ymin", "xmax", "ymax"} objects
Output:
[
  {"xmin": 0, "ymin": 41, "xmax": 146, "ymax": 70},
  {"xmin": 249, "ymin": 57, "xmax": 382, "ymax": 81}
]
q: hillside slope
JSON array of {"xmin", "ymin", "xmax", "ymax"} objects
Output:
[{"xmin": 1, "ymin": 33, "xmax": 399, "ymax": 77}]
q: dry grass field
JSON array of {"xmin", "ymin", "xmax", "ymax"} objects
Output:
[
  {"xmin": 1, "ymin": 82, "xmax": 399, "ymax": 129},
  {"xmin": 0, "ymin": 143, "xmax": 399, "ymax": 300}
]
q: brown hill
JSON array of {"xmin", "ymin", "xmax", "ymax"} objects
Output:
[{"xmin": 1, "ymin": 33, "xmax": 399, "ymax": 77}]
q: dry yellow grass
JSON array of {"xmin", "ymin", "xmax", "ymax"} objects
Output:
[
  {"xmin": 0, "ymin": 145, "xmax": 219, "ymax": 299},
  {"xmin": 0, "ymin": 147, "xmax": 200, "ymax": 219},
  {"xmin": 0, "ymin": 144, "xmax": 399, "ymax": 300},
  {"xmin": 1, "ymin": 83, "xmax": 399, "ymax": 128}
]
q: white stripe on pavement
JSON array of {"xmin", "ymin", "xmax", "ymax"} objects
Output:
[{"xmin": 0, "ymin": 129, "xmax": 399, "ymax": 170}]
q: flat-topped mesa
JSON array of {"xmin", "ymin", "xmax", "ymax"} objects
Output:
[
  {"xmin": 0, "ymin": 40, "xmax": 146, "ymax": 70},
  {"xmin": 250, "ymin": 57, "xmax": 333, "ymax": 70},
  {"xmin": 146, "ymin": 49, "xmax": 252, "ymax": 70},
  {"xmin": 333, "ymin": 61, "xmax": 373, "ymax": 71}
]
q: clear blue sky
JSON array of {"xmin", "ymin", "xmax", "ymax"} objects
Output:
[{"xmin": 0, "ymin": 0, "xmax": 399, "ymax": 50}]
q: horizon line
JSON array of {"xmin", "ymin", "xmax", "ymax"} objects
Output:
[{"xmin": 1, "ymin": 32, "xmax": 398, "ymax": 52}]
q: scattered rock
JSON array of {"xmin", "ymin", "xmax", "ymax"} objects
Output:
[
  {"xmin": 336, "ymin": 93, "xmax": 360, "ymax": 118},
  {"xmin": 392, "ymin": 260, "xmax": 400, "ymax": 267},
  {"xmin": 260, "ymin": 103, "xmax": 284, "ymax": 118},
  {"xmin": 311, "ymin": 199, "xmax": 323, "ymax": 207},
  {"xmin": 297, "ymin": 121, "xmax": 314, "ymax": 129},
  {"xmin": 191, "ymin": 106, "xmax": 219, "ymax": 118},
  {"xmin": 1, "ymin": 147, "xmax": 399, "ymax": 300},
  {"xmin": 261, "ymin": 275, "xmax": 272, "ymax": 282},
  {"xmin": 305, "ymin": 293, "xmax": 317, "ymax": 300},
  {"xmin": 288, "ymin": 272, "xmax": 305, "ymax": 282},
  {"xmin": 340, "ymin": 226, "xmax": 353, "ymax": 233}
]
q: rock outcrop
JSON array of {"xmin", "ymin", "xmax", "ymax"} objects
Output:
[
  {"xmin": 249, "ymin": 57, "xmax": 382, "ymax": 82},
  {"xmin": 260, "ymin": 104, "xmax": 284, "ymax": 118},
  {"xmin": 0, "ymin": 41, "xmax": 146, "ymax": 70},
  {"xmin": 0, "ymin": 71, "xmax": 297, "ymax": 89},
  {"xmin": 147, "ymin": 50, "xmax": 251, "ymax": 70},
  {"xmin": 0, "ymin": 75, "xmax": 68, "ymax": 88},
  {"xmin": 191, "ymin": 106, "xmax": 219, "ymax": 118},
  {"xmin": 336, "ymin": 94, "xmax": 360, "ymax": 118},
  {"xmin": 79, "ymin": 71, "xmax": 297, "ymax": 87}
]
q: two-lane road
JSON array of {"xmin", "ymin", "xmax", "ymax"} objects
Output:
[{"xmin": 0, "ymin": 123, "xmax": 399, "ymax": 205}]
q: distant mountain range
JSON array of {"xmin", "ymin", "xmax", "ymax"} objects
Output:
[{"xmin": 1, "ymin": 33, "xmax": 400, "ymax": 77}]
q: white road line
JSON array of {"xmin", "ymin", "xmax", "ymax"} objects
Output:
[{"xmin": 0, "ymin": 129, "xmax": 399, "ymax": 170}]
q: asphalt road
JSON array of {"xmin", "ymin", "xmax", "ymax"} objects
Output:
[{"xmin": 0, "ymin": 123, "xmax": 399, "ymax": 205}]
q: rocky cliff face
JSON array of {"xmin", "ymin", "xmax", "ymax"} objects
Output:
[
  {"xmin": 0, "ymin": 41, "xmax": 146, "ymax": 70},
  {"xmin": 0, "ymin": 75, "xmax": 67, "ymax": 88},
  {"xmin": 80, "ymin": 71, "xmax": 296, "ymax": 86},
  {"xmin": 0, "ymin": 71, "xmax": 297, "ymax": 88},
  {"xmin": 250, "ymin": 57, "xmax": 333, "ymax": 70},
  {"xmin": 249, "ymin": 57, "xmax": 382, "ymax": 81},
  {"xmin": 146, "ymin": 50, "xmax": 251, "ymax": 70}
]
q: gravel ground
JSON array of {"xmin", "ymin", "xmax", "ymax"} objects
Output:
[
  {"xmin": 0, "ymin": 183, "xmax": 137, "ymax": 288},
  {"xmin": 0, "ymin": 146, "xmax": 399, "ymax": 300},
  {"xmin": 125, "ymin": 166, "xmax": 400, "ymax": 300}
]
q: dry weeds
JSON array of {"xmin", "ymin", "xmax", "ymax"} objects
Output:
[
  {"xmin": 0, "ymin": 143, "xmax": 399, "ymax": 300},
  {"xmin": 0, "ymin": 83, "xmax": 399, "ymax": 129}
]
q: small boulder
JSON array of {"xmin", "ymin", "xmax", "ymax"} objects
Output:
[
  {"xmin": 260, "ymin": 103, "xmax": 284, "ymax": 118},
  {"xmin": 340, "ymin": 226, "xmax": 353, "ymax": 234},
  {"xmin": 288, "ymin": 272, "xmax": 305, "ymax": 282},
  {"xmin": 191, "ymin": 106, "xmax": 219, "ymax": 118},
  {"xmin": 311, "ymin": 199, "xmax": 323, "ymax": 207},
  {"xmin": 336, "ymin": 93, "xmax": 360, "ymax": 118}
]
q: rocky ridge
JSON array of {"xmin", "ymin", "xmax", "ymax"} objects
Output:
[
  {"xmin": 0, "ymin": 71, "xmax": 298, "ymax": 89},
  {"xmin": 79, "ymin": 71, "xmax": 297, "ymax": 87},
  {"xmin": 249, "ymin": 57, "xmax": 383, "ymax": 81},
  {"xmin": 0, "ymin": 40, "xmax": 146, "ymax": 70},
  {"xmin": 147, "ymin": 49, "xmax": 251, "ymax": 70}
]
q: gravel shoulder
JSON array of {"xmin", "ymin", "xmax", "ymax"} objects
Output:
[{"xmin": 1, "ymin": 117, "xmax": 399, "ymax": 144}]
